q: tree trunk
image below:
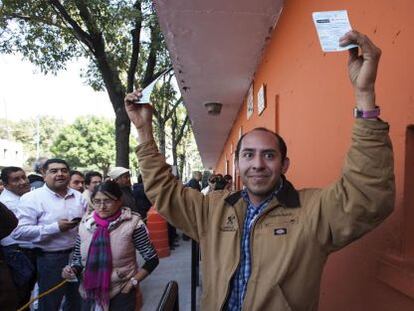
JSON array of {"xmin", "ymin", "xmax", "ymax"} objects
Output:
[
  {"xmin": 114, "ymin": 102, "xmax": 131, "ymax": 167},
  {"xmin": 102, "ymin": 164, "xmax": 110, "ymax": 177},
  {"xmin": 178, "ymin": 153, "xmax": 185, "ymax": 181},
  {"xmin": 92, "ymin": 38, "xmax": 130, "ymax": 167},
  {"xmin": 172, "ymin": 143, "xmax": 178, "ymax": 166},
  {"xmin": 158, "ymin": 129, "xmax": 166, "ymax": 156},
  {"xmin": 171, "ymin": 119, "xmax": 178, "ymax": 166}
]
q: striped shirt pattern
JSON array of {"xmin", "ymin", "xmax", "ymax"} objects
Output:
[{"xmin": 71, "ymin": 223, "xmax": 158, "ymax": 272}]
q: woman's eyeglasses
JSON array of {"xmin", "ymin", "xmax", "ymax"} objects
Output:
[{"xmin": 91, "ymin": 199, "xmax": 114, "ymax": 206}]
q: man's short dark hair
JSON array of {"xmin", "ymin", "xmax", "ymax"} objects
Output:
[
  {"xmin": 85, "ymin": 171, "xmax": 103, "ymax": 185},
  {"xmin": 42, "ymin": 159, "xmax": 70, "ymax": 171},
  {"xmin": 213, "ymin": 175, "xmax": 227, "ymax": 190},
  {"xmin": 235, "ymin": 127, "xmax": 287, "ymax": 162},
  {"xmin": 70, "ymin": 170, "xmax": 84, "ymax": 178},
  {"xmin": 1, "ymin": 166, "xmax": 24, "ymax": 185}
]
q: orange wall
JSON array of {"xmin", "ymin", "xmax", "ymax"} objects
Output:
[{"xmin": 215, "ymin": 0, "xmax": 414, "ymax": 309}]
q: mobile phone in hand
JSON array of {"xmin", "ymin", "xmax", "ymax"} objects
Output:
[{"xmin": 70, "ymin": 217, "xmax": 82, "ymax": 223}]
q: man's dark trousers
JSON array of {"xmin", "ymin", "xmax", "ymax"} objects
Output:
[{"xmin": 37, "ymin": 251, "xmax": 81, "ymax": 311}]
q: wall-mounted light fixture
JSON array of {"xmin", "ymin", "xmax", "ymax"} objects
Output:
[{"xmin": 204, "ymin": 102, "xmax": 223, "ymax": 116}]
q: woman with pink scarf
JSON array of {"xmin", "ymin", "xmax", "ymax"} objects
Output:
[{"xmin": 62, "ymin": 181, "xmax": 159, "ymax": 311}]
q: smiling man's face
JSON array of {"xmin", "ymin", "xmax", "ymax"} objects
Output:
[
  {"xmin": 44, "ymin": 163, "xmax": 70, "ymax": 193},
  {"xmin": 236, "ymin": 130, "xmax": 289, "ymax": 205}
]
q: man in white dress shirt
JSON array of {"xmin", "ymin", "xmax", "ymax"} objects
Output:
[
  {"xmin": 0, "ymin": 166, "xmax": 34, "ymax": 308},
  {"xmin": 12, "ymin": 159, "xmax": 87, "ymax": 311}
]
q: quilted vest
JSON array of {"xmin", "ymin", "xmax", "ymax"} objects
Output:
[{"xmin": 78, "ymin": 207, "xmax": 142, "ymax": 299}]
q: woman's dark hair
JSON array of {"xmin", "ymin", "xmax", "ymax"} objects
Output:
[{"xmin": 91, "ymin": 180, "xmax": 122, "ymax": 200}]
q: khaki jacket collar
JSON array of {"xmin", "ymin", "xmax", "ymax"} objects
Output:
[{"xmin": 224, "ymin": 175, "xmax": 301, "ymax": 208}]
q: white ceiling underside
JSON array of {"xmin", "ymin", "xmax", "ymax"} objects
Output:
[{"xmin": 153, "ymin": 0, "xmax": 284, "ymax": 169}]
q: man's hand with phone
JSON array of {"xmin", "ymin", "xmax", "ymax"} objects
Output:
[{"xmin": 58, "ymin": 219, "xmax": 80, "ymax": 232}]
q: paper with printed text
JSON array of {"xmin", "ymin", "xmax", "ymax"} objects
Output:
[{"xmin": 312, "ymin": 10, "xmax": 358, "ymax": 52}]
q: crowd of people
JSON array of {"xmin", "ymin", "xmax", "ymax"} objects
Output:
[
  {"xmin": 0, "ymin": 30, "xmax": 395, "ymax": 311},
  {"xmin": 0, "ymin": 160, "xmax": 169, "ymax": 311},
  {"xmin": 124, "ymin": 30, "xmax": 395, "ymax": 311},
  {"xmin": 0, "ymin": 157, "xmax": 233, "ymax": 311}
]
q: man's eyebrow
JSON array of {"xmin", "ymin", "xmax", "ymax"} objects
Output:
[
  {"xmin": 240, "ymin": 148, "xmax": 278, "ymax": 153},
  {"xmin": 240, "ymin": 148, "xmax": 255, "ymax": 152}
]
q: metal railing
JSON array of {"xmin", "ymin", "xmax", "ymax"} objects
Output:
[
  {"xmin": 156, "ymin": 280, "xmax": 179, "ymax": 311},
  {"xmin": 191, "ymin": 240, "xmax": 200, "ymax": 311}
]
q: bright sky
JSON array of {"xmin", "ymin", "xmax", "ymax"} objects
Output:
[{"xmin": 0, "ymin": 53, "xmax": 115, "ymax": 122}]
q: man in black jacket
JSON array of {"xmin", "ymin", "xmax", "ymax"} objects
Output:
[
  {"xmin": 0, "ymin": 201, "xmax": 18, "ymax": 311},
  {"xmin": 132, "ymin": 174, "xmax": 152, "ymax": 222}
]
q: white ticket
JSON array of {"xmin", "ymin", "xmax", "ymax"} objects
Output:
[
  {"xmin": 134, "ymin": 68, "xmax": 172, "ymax": 104},
  {"xmin": 134, "ymin": 77, "xmax": 159, "ymax": 104},
  {"xmin": 312, "ymin": 10, "xmax": 358, "ymax": 52}
]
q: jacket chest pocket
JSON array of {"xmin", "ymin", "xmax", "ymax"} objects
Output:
[
  {"xmin": 258, "ymin": 216, "xmax": 299, "ymax": 233},
  {"xmin": 252, "ymin": 216, "xmax": 304, "ymax": 262}
]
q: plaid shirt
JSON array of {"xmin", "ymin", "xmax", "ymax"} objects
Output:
[{"xmin": 226, "ymin": 182, "xmax": 283, "ymax": 310}]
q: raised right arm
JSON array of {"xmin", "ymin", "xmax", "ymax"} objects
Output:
[{"xmin": 125, "ymin": 91, "xmax": 209, "ymax": 241}]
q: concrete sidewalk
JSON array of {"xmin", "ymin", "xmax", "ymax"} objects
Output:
[{"xmin": 140, "ymin": 238, "xmax": 200, "ymax": 310}]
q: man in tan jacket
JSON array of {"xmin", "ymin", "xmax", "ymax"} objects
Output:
[{"xmin": 124, "ymin": 31, "xmax": 395, "ymax": 310}]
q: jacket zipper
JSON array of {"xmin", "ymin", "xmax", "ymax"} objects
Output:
[
  {"xmin": 220, "ymin": 202, "xmax": 279, "ymax": 310},
  {"xmin": 241, "ymin": 204, "xmax": 279, "ymax": 311},
  {"xmin": 220, "ymin": 262, "xmax": 241, "ymax": 311}
]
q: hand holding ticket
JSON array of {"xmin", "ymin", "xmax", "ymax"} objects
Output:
[
  {"xmin": 312, "ymin": 10, "xmax": 358, "ymax": 52},
  {"xmin": 133, "ymin": 67, "xmax": 172, "ymax": 104},
  {"xmin": 133, "ymin": 77, "xmax": 159, "ymax": 104}
]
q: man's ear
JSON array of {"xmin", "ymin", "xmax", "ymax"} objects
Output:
[{"xmin": 281, "ymin": 157, "xmax": 290, "ymax": 175}]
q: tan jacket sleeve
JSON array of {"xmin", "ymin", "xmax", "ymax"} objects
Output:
[
  {"xmin": 136, "ymin": 140, "xmax": 209, "ymax": 242},
  {"xmin": 315, "ymin": 119, "xmax": 395, "ymax": 252}
]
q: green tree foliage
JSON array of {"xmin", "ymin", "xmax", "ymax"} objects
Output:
[
  {"xmin": 0, "ymin": 116, "xmax": 64, "ymax": 159},
  {"xmin": 176, "ymin": 126, "xmax": 203, "ymax": 181},
  {"xmin": 170, "ymin": 101, "xmax": 189, "ymax": 167},
  {"xmin": 50, "ymin": 115, "xmax": 137, "ymax": 175},
  {"xmin": 147, "ymin": 72, "xmax": 202, "ymax": 179},
  {"xmin": 150, "ymin": 71, "xmax": 183, "ymax": 156},
  {"xmin": 0, "ymin": 0, "xmax": 171, "ymax": 167},
  {"xmin": 51, "ymin": 116, "xmax": 115, "ymax": 175}
]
